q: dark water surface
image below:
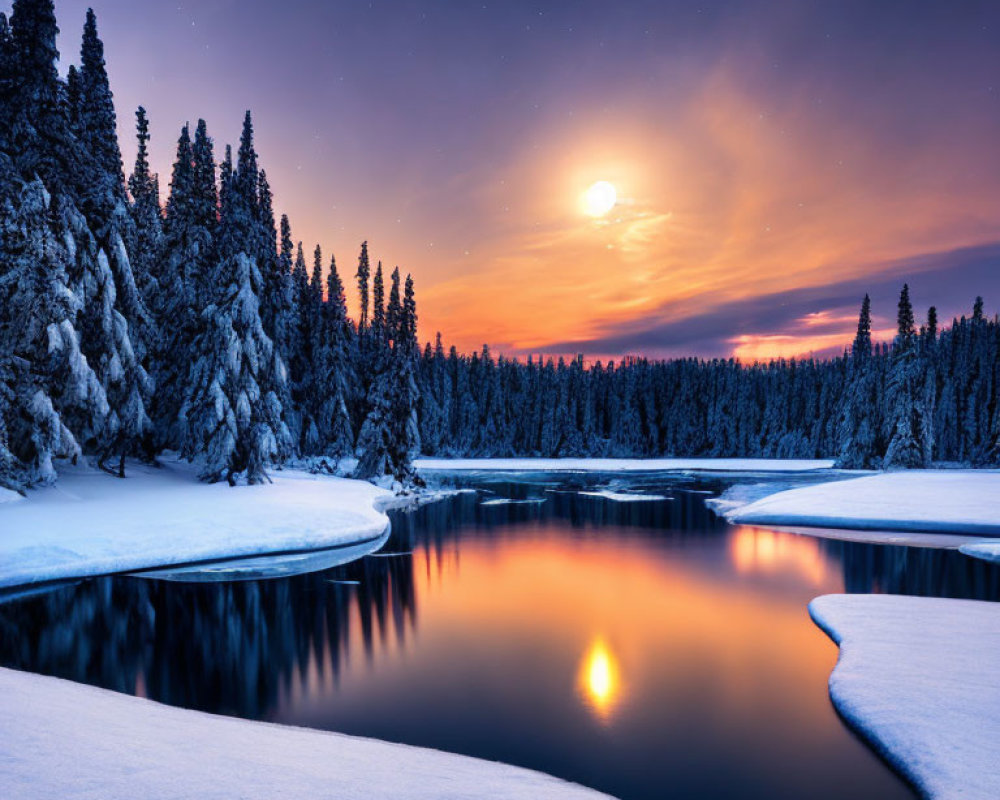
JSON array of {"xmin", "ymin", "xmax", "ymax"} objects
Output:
[{"xmin": 2, "ymin": 472, "xmax": 999, "ymax": 799}]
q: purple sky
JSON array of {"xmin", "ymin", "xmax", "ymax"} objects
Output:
[{"xmin": 35, "ymin": 0, "xmax": 1000, "ymax": 359}]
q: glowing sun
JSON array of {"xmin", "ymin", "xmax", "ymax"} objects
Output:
[{"xmin": 582, "ymin": 180, "xmax": 617, "ymax": 217}]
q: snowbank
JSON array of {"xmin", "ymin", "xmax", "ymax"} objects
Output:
[
  {"xmin": 415, "ymin": 457, "xmax": 835, "ymax": 473},
  {"xmin": 0, "ymin": 457, "xmax": 392, "ymax": 589},
  {"xmin": 0, "ymin": 487, "xmax": 24, "ymax": 505},
  {"xmin": 809, "ymin": 594, "xmax": 1000, "ymax": 800},
  {"xmin": 721, "ymin": 471, "xmax": 1000, "ymax": 535},
  {"xmin": 959, "ymin": 541, "xmax": 1000, "ymax": 565},
  {"xmin": 0, "ymin": 668, "xmax": 609, "ymax": 800},
  {"xmin": 578, "ymin": 490, "xmax": 670, "ymax": 502}
]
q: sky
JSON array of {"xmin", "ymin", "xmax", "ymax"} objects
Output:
[{"xmin": 32, "ymin": 0, "xmax": 1000, "ymax": 360}]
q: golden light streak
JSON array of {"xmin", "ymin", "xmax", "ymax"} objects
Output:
[{"xmin": 577, "ymin": 637, "xmax": 622, "ymax": 722}]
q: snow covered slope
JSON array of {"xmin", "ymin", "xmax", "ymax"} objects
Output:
[
  {"xmin": 810, "ymin": 594, "xmax": 1000, "ymax": 800},
  {"xmin": 722, "ymin": 471, "xmax": 1000, "ymax": 535},
  {"xmin": 415, "ymin": 457, "xmax": 835, "ymax": 473},
  {"xmin": 0, "ymin": 668, "xmax": 609, "ymax": 800},
  {"xmin": 0, "ymin": 457, "xmax": 391, "ymax": 589}
]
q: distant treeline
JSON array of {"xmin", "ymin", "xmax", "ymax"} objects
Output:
[{"xmin": 416, "ymin": 290, "xmax": 1000, "ymax": 468}]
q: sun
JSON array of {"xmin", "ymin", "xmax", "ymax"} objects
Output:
[{"xmin": 582, "ymin": 180, "xmax": 617, "ymax": 217}]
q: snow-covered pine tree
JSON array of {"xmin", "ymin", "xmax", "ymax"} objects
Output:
[
  {"xmin": 317, "ymin": 254, "xmax": 355, "ymax": 459},
  {"xmin": 371, "ymin": 260, "xmax": 385, "ymax": 342},
  {"xmin": 356, "ymin": 268, "xmax": 420, "ymax": 483},
  {"xmin": 77, "ymin": 8, "xmax": 124, "ymax": 228},
  {"xmin": 399, "ymin": 273, "xmax": 422, "ymax": 460},
  {"xmin": 288, "ymin": 240, "xmax": 320, "ymax": 453},
  {"xmin": 179, "ymin": 113, "xmax": 290, "ymax": 484},
  {"xmin": 127, "ymin": 106, "xmax": 162, "ymax": 303},
  {"xmin": 884, "ymin": 284, "xmax": 931, "ymax": 469},
  {"xmin": 354, "ymin": 261, "xmax": 393, "ymax": 481},
  {"xmin": 0, "ymin": 180, "xmax": 108, "ymax": 489},
  {"xmin": 355, "ymin": 241, "xmax": 370, "ymax": 334},
  {"xmin": 836, "ymin": 294, "xmax": 880, "ymax": 468}
]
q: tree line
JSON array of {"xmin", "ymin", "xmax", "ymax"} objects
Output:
[{"xmin": 415, "ymin": 290, "xmax": 1000, "ymax": 468}]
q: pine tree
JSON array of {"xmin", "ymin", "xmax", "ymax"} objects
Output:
[
  {"xmin": 355, "ymin": 241, "xmax": 370, "ymax": 334},
  {"xmin": 884, "ymin": 284, "xmax": 930, "ymax": 468},
  {"xmin": 0, "ymin": 180, "xmax": 107, "ymax": 487},
  {"xmin": 179, "ymin": 114, "xmax": 290, "ymax": 483},
  {"xmin": 371, "ymin": 261, "xmax": 385, "ymax": 341},
  {"xmin": 127, "ymin": 106, "xmax": 162, "ymax": 302},
  {"xmin": 77, "ymin": 8, "xmax": 124, "ymax": 226},
  {"xmin": 836, "ymin": 295, "xmax": 879, "ymax": 468},
  {"xmin": 317, "ymin": 254, "xmax": 355, "ymax": 459}
]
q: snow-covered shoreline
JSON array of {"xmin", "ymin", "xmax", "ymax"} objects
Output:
[
  {"xmin": 716, "ymin": 471, "xmax": 1000, "ymax": 536},
  {"xmin": 810, "ymin": 594, "xmax": 1000, "ymax": 800},
  {"xmin": 415, "ymin": 457, "xmax": 836, "ymax": 473},
  {"xmin": 0, "ymin": 457, "xmax": 392, "ymax": 590},
  {"xmin": 0, "ymin": 667, "xmax": 609, "ymax": 800}
]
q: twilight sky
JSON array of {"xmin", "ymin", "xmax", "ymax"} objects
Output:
[{"xmin": 36, "ymin": 0, "xmax": 1000, "ymax": 359}]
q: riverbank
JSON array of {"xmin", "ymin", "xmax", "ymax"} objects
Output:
[
  {"xmin": 0, "ymin": 667, "xmax": 609, "ymax": 800},
  {"xmin": 415, "ymin": 457, "xmax": 836, "ymax": 473},
  {"xmin": 715, "ymin": 470, "xmax": 1000, "ymax": 536},
  {"xmin": 0, "ymin": 456, "xmax": 392, "ymax": 590},
  {"xmin": 810, "ymin": 594, "xmax": 1000, "ymax": 800}
]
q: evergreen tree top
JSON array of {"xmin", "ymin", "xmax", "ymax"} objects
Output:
[
  {"xmin": 852, "ymin": 293, "xmax": 872, "ymax": 363},
  {"xmin": 11, "ymin": 0, "xmax": 60, "ymax": 100},
  {"xmin": 311, "ymin": 245, "xmax": 324, "ymax": 297},
  {"xmin": 165, "ymin": 123, "xmax": 193, "ymax": 229},
  {"xmin": 387, "ymin": 266, "xmax": 402, "ymax": 342},
  {"xmin": 896, "ymin": 284, "xmax": 915, "ymax": 346},
  {"xmin": 403, "ymin": 273, "xmax": 418, "ymax": 351},
  {"xmin": 191, "ymin": 119, "xmax": 217, "ymax": 231},
  {"xmin": 79, "ymin": 7, "xmax": 124, "ymax": 192},
  {"xmin": 279, "ymin": 215, "xmax": 293, "ymax": 272}
]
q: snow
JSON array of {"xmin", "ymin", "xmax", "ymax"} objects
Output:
[
  {"xmin": 578, "ymin": 490, "xmax": 670, "ymax": 502},
  {"xmin": 0, "ymin": 488, "xmax": 24, "ymax": 505},
  {"xmin": 415, "ymin": 457, "xmax": 835, "ymax": 473},
  {"xmin": 809, "ymin": 594, "xmax": 1000, "ymax": 800},
  {"xmin": 479, "ymin": 498, "xmax": 547, "ymax": 506},
  {"xmin": 0, "ymin": 668, "xmax": 609, "ymax": 800},
  {"xmin": 959, "ymin": 541, "xmax": 1000, "ymax": 565},
  {"xmin": 0, "ymin": 456, "xmax": 392, "ymax": 590},
  {"xmin": 719, "ymin": 471, "xmax": 1000, "ymax": 535}
]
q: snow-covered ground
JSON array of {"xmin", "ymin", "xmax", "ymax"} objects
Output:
[
  {"xmin": 959, "ymin": 541, "xmax": 1000, "ymax": 565},
  {"xmin": 717, "ymin": 471, "xmax": 1000, "ymax": 535},
  {"xmin": 415, "ymin": 457, "xmax": 835, "ymax": 473},
  {"xmin": 0, "ymin": 668, "xmax": 609, "ymax": 800},
  {"xmin": 810, "ymin": 594, "xmax": 1000, "ymax": 800},
  {"xmin": 0, "ymin": 457, "xmax": 392, "ymax": 590}
]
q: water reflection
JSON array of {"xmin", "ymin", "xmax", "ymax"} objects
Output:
[
  {"xmin": 2, "ymin": 478, "xmax": 999, "ymax": 800},
  {"xmin": 578, "ymin": 638, "xmax": 622, "ymax": 722}
]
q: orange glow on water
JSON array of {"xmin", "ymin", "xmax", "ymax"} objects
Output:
[
  {"xmin": 730, "ymin": 526, "xmax": 830, "ymax": 587},
  {"xmin": 282, "ymin": 522, "xmax": 847, "ymax": 741},
  {"xmin": 578, "ymin": 638, "xmax": 622, "ymax": 722}
]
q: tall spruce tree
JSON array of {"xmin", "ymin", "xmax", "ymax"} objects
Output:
[
  {"xmin": 127, "ymin": 106, "xmax": 162, "ymax": 303},
  {"xmin": 77, "ymin": 8, "xmax": 124, "ymax": 226},
  {"xmin": 884, "ymin": 284, "xmax": 931, "ymax": 468},
  {"xmin": 317, "ymin": 254, "xmax": 355, "ymax": 458},
  {"xmin": 836, "ymin": 294, "xmax": 878, "ymax": 467},
  {"xmin": 179, "ymin": 113, "xmax": 290, "ymax": 483}
]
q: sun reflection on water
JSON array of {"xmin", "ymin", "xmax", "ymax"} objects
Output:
[{"xmin": 578, "ymin": 638, "xmax": 621, "ymax": 722}]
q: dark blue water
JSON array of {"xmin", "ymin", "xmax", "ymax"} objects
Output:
[{"xmin": 2, "ymin": 473, "xmax": 997, "ymax": 799}]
